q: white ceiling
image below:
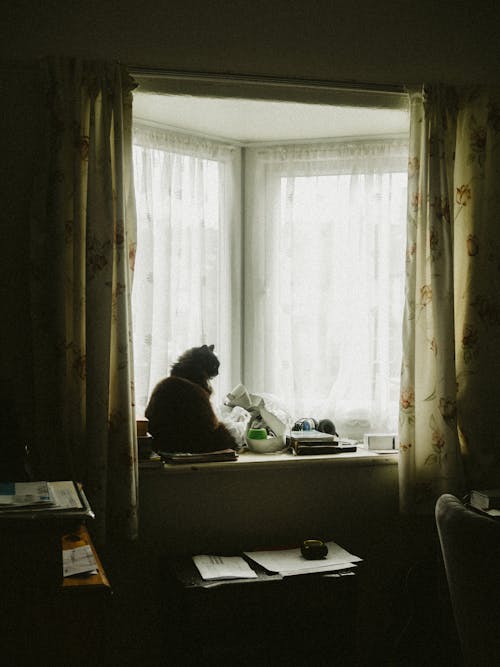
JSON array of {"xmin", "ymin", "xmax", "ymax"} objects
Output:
[{"xmin": 133, "ymin": 92, "xmax": 409, "ymax": 144}]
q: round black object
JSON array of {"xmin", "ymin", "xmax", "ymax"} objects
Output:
[
  {"xmin": 318, "ymin": 419, "xmax": 338, "ymax": 436},
  {"xmin": 300, "ymin": 539, "xmax": 329, "ymax": 560}
]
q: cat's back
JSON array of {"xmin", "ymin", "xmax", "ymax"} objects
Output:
[
  {"xmin": 149, "ymin": 375, "xmax": 207, "ymax": 399},
  {"xmin": 145, "ymin": 376, "xmax": 216, "ymax": 436}
]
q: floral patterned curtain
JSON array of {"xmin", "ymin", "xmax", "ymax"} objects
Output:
[
  {"xmin": 30, "ymin": 58, "xmax": 138, "ymax": 541},
  {"xmin": 399, "ymin": 85, "xmax": 500, "ymax": 513}
]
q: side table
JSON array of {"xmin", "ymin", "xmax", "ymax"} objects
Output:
[{"xmin": 2, "ymin": 523, "xmax": 112, "ymax": 666}]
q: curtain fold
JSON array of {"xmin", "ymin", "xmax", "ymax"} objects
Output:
[
  {"xmin": 399, "ymin": 85, "xmax": 500, "ymax": 513},
  {"xmin": 454, "ymin": 87, "xmax": 500, "ymax": 489},
  {"xmin": 30, "ymin": 57, "xmax": 138, "ymax": 541}
]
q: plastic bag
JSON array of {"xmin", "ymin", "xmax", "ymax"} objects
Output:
[{"xmin": 225, "ymin": 384, "xmax": 293, "ymax": 452}]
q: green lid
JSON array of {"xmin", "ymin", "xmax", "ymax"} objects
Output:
[{"xmin": 248, "ymin": 428, "xmax": 267, "ymax": 440}]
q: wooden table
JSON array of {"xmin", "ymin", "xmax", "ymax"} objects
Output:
[{"xmin": 62, "ymin": 523, "xmax": 111, "ymax": 591}]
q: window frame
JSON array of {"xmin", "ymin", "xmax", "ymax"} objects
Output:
[{"xmin": 130, "ymin": 70, "xmax": 410, "ymax": 449}]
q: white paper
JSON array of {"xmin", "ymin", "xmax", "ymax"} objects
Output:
[
  {"xmin": 193, "ymin": 554, "xmax": 258, "ymax": 581},
  {"xmin": 0, "ymin": 481, "xmax": 52, "ymax": 507},
  {"xmin": 279, "ymin": 562, "xmax": 358, "ymax": 577},
  {"xmin": 243, "ymin": 541, "xmax": 362, "ymax": 576},
  {"xmin": 63, "ymin": 545, "xmax": 98, "ymax": 577},
  {"xmin": 483, "ymin": 508, "xmax": 500, "ymax": 517},
  {"xmin": 48, "ymin": 481, "xmax": 83, "ymax": 509}
]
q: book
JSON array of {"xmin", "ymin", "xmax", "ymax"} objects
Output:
[
  {"xmin": 470, "ymin": 488, "xmax": 500, "ymax": 511},
  {"xmin": 160, "ymin": 449, "xmax": 238, "ymax": 465},
  {"xmin": 293, "ymin": 443, "xmax": 357, "ymax": 456},
  {"xmin": 289, "ymin": 431, "xmax": 357, "ymax": 455},
  {"xmin": 290, "ymin": 429, "xmax": 335, "ymax": 443}
]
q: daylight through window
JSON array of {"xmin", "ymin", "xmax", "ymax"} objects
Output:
[{"xmin": 132, "ymin": 105, "xmax": 408, "ymax": 440}]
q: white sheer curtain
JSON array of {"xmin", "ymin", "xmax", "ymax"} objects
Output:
[
  {"xmin": 244, "ymin": 139, "xmax": 408, "ymax": 438},
  {"xmin": 132, "ymin": 124, "xmax": 241, "ymax": 415}
]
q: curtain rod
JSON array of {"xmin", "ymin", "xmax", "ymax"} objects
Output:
[{"xmin": 128, "ymin": 66, "xmax": 406, "ymax": 97}]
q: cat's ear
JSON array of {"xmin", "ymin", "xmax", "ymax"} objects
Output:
[
  {"xmin": 208, "ymin": 344, "xmax": 214, "ymax": 351},
  {"xmin": 201, "ymin": 344, "xmax": 208, "ymax": 350}
]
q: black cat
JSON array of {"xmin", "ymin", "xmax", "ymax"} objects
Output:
[{"xmin": 145, "ymin": 344, "xmax": 237, "ymax": 453}]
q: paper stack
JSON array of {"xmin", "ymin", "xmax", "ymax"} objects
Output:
[
  {"xmin": 192, "ymin": 554, "xmax": 258, "ymax": 581},
  {"xmin": 0, "ymin": 481, "xmax": 52, "ymax": 508},
  {"xmin": 161, "ymin": 449, "xmax": 238, "ymax": 464},
  {"xmin": 63, "ymin": 544, "xmax": 98, "ymax": 577},
  {"xmin": 0, "ymin": 480, "xmax": 94, "ymax": 520},
  {"xmin": 243, "ymin": 541, "xmax": 362, "ymax": 577}
]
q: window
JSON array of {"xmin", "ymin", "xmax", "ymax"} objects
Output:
[
  {"xmin": 132, "ymin": 94, "xmax": 409, "ymax": 440},
  {"xmin": 132, "ymin": 125, "xmax": 241, "ymax": 413},
  {"xmin": 243, "ymin": 140, "xmax": 408, "ymax": 437}
]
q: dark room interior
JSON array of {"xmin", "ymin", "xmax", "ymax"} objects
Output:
[{"xmin": 2, "ymin": 2, "xmax": 500, "ymax": 665}]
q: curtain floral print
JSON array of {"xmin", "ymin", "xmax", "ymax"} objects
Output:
[
  {"xmin": 400, "ymin": 85, "xmax": 500, "ymax": 513},
  {"xmin": 30, "ymin": 58, "xmax": 138, "ymax": 541}
]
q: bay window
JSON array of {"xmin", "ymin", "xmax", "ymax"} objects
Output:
[{"xmin": 132, "ymin": 105, "xmax": 408, "ymax": 440}]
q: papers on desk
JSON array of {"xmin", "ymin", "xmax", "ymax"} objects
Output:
[
  {"xmin": 193, "ymin": 555, "xmax": 258, "ymax": 581},
  {"xmin": 243, "ymin": 541, "xmax": 362, "ymax": 577},
  {"xmin": 63, "ymin": 544, "xmax": 98, "ymax": 577},
  {"xmin": 0, "ymin": 480, "xmax": 94, "ymax": 520},
  {"xmin": 192, "ymin": 541, "xmax": 362, "ymax": 582},
  {"xmin": 0, "ymin": 481, "xmax": 52, "ymax": 507}
]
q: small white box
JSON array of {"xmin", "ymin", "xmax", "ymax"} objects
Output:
[{"xmin": 363, "ymin": 433, "xmax": 396, "ymax": 450}]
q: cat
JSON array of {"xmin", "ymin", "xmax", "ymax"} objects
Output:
[{"xmin": 145, "ymin": 344, "xmax": 237, "ymax": 454}]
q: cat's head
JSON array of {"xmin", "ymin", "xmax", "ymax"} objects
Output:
[
  {"xmin": 172, "ymin": 343, "xmax": 220, "ymax": 380},
  {"xmin": 197, "ymin": 344, "xmax": 220, "ymax": 378}
]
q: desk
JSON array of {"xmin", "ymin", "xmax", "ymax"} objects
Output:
[
  {"xmin": 2, "ymin": 523, "xmax": 111, "ymax": 666},
  {"xmin": 163, "ymin": 556, "xmax": 358, "ymax": 666}
]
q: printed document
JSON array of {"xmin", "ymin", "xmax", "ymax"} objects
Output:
[
  {"xmin": 63, "ymin": 545, "xmax": 98, "ymax": 577},
  {"xmin": 0, "ymin": 481, "xmax": 52, "ymax": 507},
  {"xmin": 193, "ymin": 555, "xmax": 258, "ymax": 581},
  {"xmin": 48, "ymin": 481, "xmax": 83, "ymax": 509}
]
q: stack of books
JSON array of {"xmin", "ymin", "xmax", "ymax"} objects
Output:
[{"xmin": 289, "ymin": 430, "xmax": 357, "ymax": 455}]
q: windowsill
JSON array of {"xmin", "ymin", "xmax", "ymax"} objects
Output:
[{"xmin": 139, "ymin": 447, "xmax": 398, "ymax": 474}]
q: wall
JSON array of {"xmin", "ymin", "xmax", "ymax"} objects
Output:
[
  {"xmin": 0, "ymin": 63, "xmax": 43, "ymax": 446},
  {"xmin": 3, "ymin": 1, "xmax": 500, "ymax": 85},
  {"xmin": 139, "ymin": 458, "xmax": 399, "ymax": 555},
  {"xmin": 138, "ymin": 457, "xmax": 443, "ymax": 663}
]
